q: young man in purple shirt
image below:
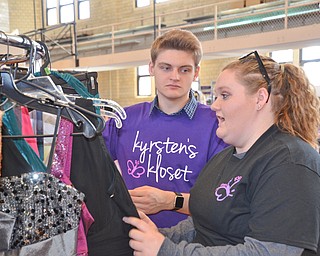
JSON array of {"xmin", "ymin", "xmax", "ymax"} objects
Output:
[{"xmin": 103, "ymin": 29, "xmax": 227, "ymax": 228}]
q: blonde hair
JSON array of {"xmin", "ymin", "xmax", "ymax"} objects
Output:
[
  {"xmin": 150, "ymin": 29, "xmax": 203, "ymax": 67},
  {"xmin": 223, "ymin": 55, "xmax": 320, "ymax": 148}
]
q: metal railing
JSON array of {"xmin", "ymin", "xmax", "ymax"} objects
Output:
[{"xmin": 25, "ymin": 0, "xmax": 320, "ymax": 64}]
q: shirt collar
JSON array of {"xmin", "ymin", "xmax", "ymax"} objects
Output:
[{"xmin": 149, "ymin": 90, "xmax": 198, "ymax": 119}]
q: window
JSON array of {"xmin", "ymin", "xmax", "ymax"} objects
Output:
[
  {"xmin": 304, "ymin": 62, "xmax": 320, "ymax": 87},
  {"xmin": 137, "ymin": 65, "xmax": 152, "ymax": 96},
  {"xmin": 60, "ymin": 0, "xmax": 74, "ymax": 23},
  {"xmin": 135, "ymin": 0, "xmax": 169, "ymax": 8},
  {"xmin": 136, "ymin": 0, "xmax": 149, "ymax": 7},
  {"xmin": 301, "ymin": 46, "xmax": 320, "ymax": 87},
  {"xmin": 270, "ymin": 49, "xmax": 293, "ymax": 63},
  {"xmin": 47, "ymin": 0, "xmax": 57, "ymax": 26},
  {"xmin": 191, "ymin": 78, "xmax": 200, "ymax": 91},
  {"xmin": 78, "ymin": 0, "xmax": 90, "ymax": 20},
  {"xmin": 46, "ymin": 0, "xmax": 90, "ymax": 26},
  {"xmin": 301, "ymin": 46, "xmax": 320, "ymax": 60}
]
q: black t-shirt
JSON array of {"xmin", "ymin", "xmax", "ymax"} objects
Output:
[{"xmin": 190, "ymin": 125, "xmax": 320, "ymax": 252}]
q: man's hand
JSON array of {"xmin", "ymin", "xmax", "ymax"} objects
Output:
[{"xmin": 129, "ymin": 186, "xmax": 175, "ymax": 214}]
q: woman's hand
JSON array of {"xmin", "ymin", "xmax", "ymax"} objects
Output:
[{"xmin": 123, "ymin": 211, "xmax": 165, "ymax": 256}]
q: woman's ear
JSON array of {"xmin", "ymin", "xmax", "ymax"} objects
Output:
[{"xmin": 256, "ymin": 87, "xmax": 269, "ymax": 109}]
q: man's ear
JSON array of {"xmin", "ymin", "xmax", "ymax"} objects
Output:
[
  {"xmin": 194, "ymin": 66, "xmax": 200, "ymax": 81},
  {"xmin": 149, "ymin": 61, "xmax": 155, "ymax": 76}
]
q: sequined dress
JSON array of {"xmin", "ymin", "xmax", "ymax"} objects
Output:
[{"xmin": 0, "ymin": 172, "xmax": 84, "ymax": 255}]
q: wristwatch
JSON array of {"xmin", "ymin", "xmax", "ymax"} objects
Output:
[{"xmin": 173, "ymin": 192, "xmax": 184, "ymax": 211}]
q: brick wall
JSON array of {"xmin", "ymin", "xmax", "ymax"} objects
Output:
[
  {"xmin": 98, "ymin": 68, "xmax": 154, "ymax": 108},
  {"xmin": 200, "ymin": 58, "xmax": 234, "ymax": 88},
  {"xmin": 5, "ymin": 0, "xmax": 42, "ymax": 34},
  {"xmin": 0, "ymin": 0, "xmax": 10, "ymax": 32}
]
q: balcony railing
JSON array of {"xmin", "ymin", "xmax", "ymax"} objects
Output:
[{"xmin": 25, "ymin": 0, "xmax": 320, "ymax": 65}]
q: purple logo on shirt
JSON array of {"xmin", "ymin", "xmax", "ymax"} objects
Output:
[
  {"xmin": 127, "ymin": 160, "xmax": 146, "ymax": 178},
  {"xmin": 215, "ymin": 176, "xmax": 242, "ymax": 201}
]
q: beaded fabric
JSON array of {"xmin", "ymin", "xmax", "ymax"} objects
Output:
[
  {"xmin": 0, "ymin": 172, "xmax": 84, "ymax": 250},
  {"xmin": 0, "ymin": 110, "xmax": 3, "ymax": 175}
]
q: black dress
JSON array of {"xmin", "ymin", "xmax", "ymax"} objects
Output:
[{"xmin": 70, "ymin": 98, "xmax": 139, "ymax": 256}]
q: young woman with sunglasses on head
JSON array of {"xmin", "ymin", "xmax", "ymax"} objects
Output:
[{"xmin": 123, "ymin": 52, "xmax": 320, "ymax": 256}]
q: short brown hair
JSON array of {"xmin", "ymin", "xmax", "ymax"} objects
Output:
[{"xmin": 150, "ymin": 29, "xmax": 203, "ymax": 67}]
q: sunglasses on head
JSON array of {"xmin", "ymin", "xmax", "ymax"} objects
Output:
[{"xmin": 239, "ymin": 51, "xmax": 271, "ymax": 103}]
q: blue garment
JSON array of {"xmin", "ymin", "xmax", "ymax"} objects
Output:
[
  {"xmin": 2, "ymin": 109, "xmax": 46, "ymax": 173},
  {"xmin": 103, "ymin": 100, "xmax": 227, "ymax": 228}
]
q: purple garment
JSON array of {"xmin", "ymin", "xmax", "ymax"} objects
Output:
[
  {"xmin": 103, "ymin": 102, "xmax": 227, "ymax": 228},
  {"xmin": 50, "ymin": 118, "xmax": 94, "ymax": 256},
  {"xmin": 50, "ymin": 118, "xmax": 74, "ymax": 185}
]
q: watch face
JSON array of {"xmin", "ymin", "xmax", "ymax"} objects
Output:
[{"xmin": 175, "ymin": 196, "xmax": 184, "ymax": 208}]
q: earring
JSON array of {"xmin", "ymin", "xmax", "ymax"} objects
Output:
[{"xmin": 257, "ymin": 104, "xmax": 261, "ymax": 110}]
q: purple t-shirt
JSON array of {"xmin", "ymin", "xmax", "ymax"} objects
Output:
[{"xmin": 103, "ymin": 101, "xmax": 227, "ymax": 228}]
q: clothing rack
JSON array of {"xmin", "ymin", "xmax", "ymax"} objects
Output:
[
  {"xmin": 0, "ymin": 32, "xmax": 136, "ymax": 256},
  {"xmin": 0, "ymin": 32, "xmax": 45, "ymax": 59}
]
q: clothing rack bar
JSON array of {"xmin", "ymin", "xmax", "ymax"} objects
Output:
[
  {"xmin": 0, "ymin": 33, "xmax": 45, "ymax": 58},
  {"xmin": 2, "ymin": 132, "xmax": 84, "ymax": 139}
]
